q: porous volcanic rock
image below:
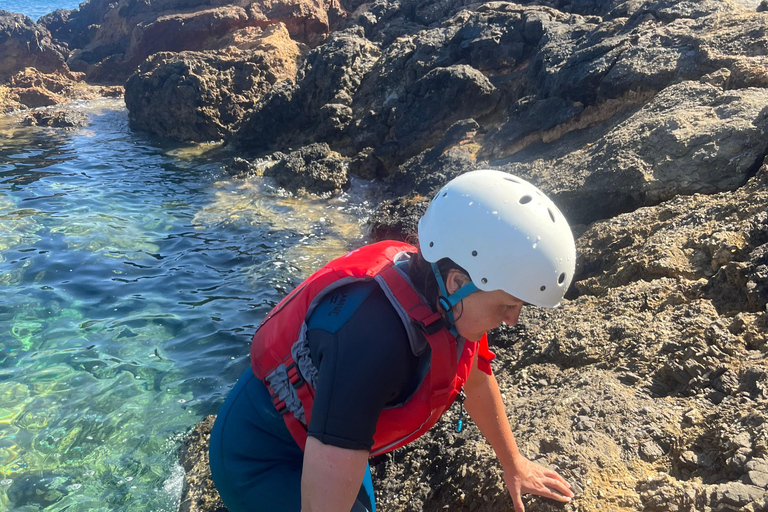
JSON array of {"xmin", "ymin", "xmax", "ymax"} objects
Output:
[
  {"xmin": 363, "ymin": 165, "xmax": 768, "ymax": 512},
  {"xmin": 0, "ymin": 11, "xmax": 69, "ymax": 83},
  {"xmin": 499, "ymin": 80, "xmax": 768, "ymax": 225},
  {"xmin": 264, "ymin": 143, "xmax": 350, "ymax": 195},
  {"xmin": 0, "ymin": 68, "xmax": 121, "ymax": 113},
  {"xmin": 178, "ymin": 415, "xmax": 226, "ymax": 512},
  {"xmin": 21, "ymin": 108, "xmax": 89, "ymax": 128},
  {"xmin": 232, "ymin": 27, "xmax": 381, "ymax": 153},
  {"xmin": 124, "ymin": 24, "xmax": 303, "ymax": 141}
]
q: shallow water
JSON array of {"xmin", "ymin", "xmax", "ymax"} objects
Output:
[{"xmin": 0, "ymin": 99, "xmax": 372, "ymax": 511}]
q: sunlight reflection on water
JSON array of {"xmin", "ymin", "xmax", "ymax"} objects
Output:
[{"xmin": 0, "ymin": 99, "xmax": 374, "ymax": 511}]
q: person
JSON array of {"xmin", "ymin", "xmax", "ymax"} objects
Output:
[{"xmin": 209, "ymin": 169, "xmax": 577, "ymax": 512}]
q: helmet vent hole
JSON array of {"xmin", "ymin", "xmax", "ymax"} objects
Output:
[
  {"xmin": 481, "ymin": 278, "xmax": 488, "ymax": 284},
  {"xmin": 519, "ymin": 195, "xmax": 532, "ymax": 205},
  {"xmin": 429, "ymin": 242, "xmax": 434, "ymax": 247},
  {"xmin": 558, "ymin": 272, "xmax": 566, "ymax": 284},
  {"xmin": 442, "ymin": 192, "xmax": 447, "ymax": 197},
  {"xmin": 504, "ymin": 177, "xmax": 520, "ymax": 184},
  {"xmin": 548, "ymin": 208, "xmax": 556, "ymax": 223},
  {"xmin": 540, "ymin": 285, "xmax": 546, "ymax": 292},
  {"xmin": 472, "ymin": 250, "xmax": 478, "ymax": 257}
]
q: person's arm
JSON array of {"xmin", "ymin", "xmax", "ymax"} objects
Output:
[
  {"xmin": 301, "ymin": 436, "xmax": 369, "ymax": 512},
  {"xmin": 463, "ymin": 359, "xmax": 574, "ymax": 512}
]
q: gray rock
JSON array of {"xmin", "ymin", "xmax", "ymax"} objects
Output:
[
  {"xmin": 21, "ymin": 108, "xmax": 88, "ymax": 128},
  {"xmin": 391, "ymin": 65, "xmax": 499, "ymax": 162},
  {"xmin": 177, "ymin": 415, "xmax": 226, "ymax": 512},
  {"xmin": 500, "ymin": 81, "xmax": 768, "ymax": 225},
  {"xmin": 710, "ymin": 482, "xmax": 766, "ymax": 509},
  {"xmin": 744, "ymin": 469, "xmax": 768, "ymax": 488}
]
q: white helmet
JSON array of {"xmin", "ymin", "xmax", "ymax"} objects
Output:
[{"xmin": 418, "ymin": 169, "xmax": 576, "ymax": 308}]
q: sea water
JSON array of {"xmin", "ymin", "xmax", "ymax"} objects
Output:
[
  {"xmin": 1, "ymin": 0, "xmax": 82, "ymax": 20},
  {"xmin": 0, "ymin": 99, "xmax": 372, "ymax": 510}
]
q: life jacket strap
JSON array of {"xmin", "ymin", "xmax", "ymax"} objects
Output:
[{"xmin": 377, "ymin": 264, "xmax": 458, "ymax": 408}]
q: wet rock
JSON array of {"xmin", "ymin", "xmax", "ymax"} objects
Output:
[
  {"xmin": 178, "ymin": 415, "xmax": 226, "ymax": 512},
  {"xmin": 124, "ymin": 24, "xmax": 302, "ymax": 142},
  {"xmin": 1, "ymin": 67, "xmax": 116, "ymax": 112},
  {"xmin": 367, "ymin": 195, "xmax": 429, "ymax": 242},
  {"xmin": 21, "ymin": 108, "xmax": 88, "ymax": 128},
  {"xmin": 348, "ymin": 147, "xmax": 386, "ymax": 180},
  {"xmin": 264, "ymin": 143, "xmax": 349, "ymax": 195},
  {"xmin": 0, "ymin": 12, "xmax": 69, "ymax": 83}
]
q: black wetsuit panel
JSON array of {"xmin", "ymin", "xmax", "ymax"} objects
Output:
[{"xmin": 305, "ymin": 280, "xmax": 421, "ymax": 450}]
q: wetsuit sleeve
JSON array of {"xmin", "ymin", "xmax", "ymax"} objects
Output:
[
  {"xmin": 477, "ymin": 333, "xmax": 496, "ymax": 376},
  {"xmin": 305, "ymin": 282, "xmax": 420, "ymax": 451}
]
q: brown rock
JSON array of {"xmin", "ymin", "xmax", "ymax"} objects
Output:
[
  {"xmin": 58, "ymin": 0, "xmax": 344, "ymax": 83},
  {"xmin": 178, "ymin": 416, "xmax": 226, "ymax": 512},
  {"xmin": 0, "ymin": 12, "xmax": 69, "ymax": 83},
  {"xmin": 124, "ymin": 23, "xmax": 303, "ymax": 141}
]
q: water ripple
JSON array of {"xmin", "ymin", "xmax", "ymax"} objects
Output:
[{"xmin": 0, "ymin": 98, "xmax": 373, "ymax": 510}]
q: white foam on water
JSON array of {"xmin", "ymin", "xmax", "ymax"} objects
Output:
[{"xmin": 163, "ymin": 462, "xmax": 186, "ymax": 509}]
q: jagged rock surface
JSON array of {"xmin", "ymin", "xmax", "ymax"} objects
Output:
[
  {"xmin": 43, "ymin": 0, "xmax": 344, "ymax": 83},
  {"xmin": 124, "ymin": 24, "xmax": 303, "ymax": 141},
  {"xmin": 232, "ymin": 28, "xmax": 381, "ymax": 153},
  {"xmin": 0, "ymin": 11, "xmax": 69, "ymax": 82},
  {"xmin": 180, "ymin": 166, "xmax": 768, "ymax": 512},
  {"xmin": 263, "ymin": 143, "xmax": 350, "ymax": 195}
]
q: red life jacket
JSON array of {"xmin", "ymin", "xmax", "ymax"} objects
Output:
[{"xmin": 250, "ymin": 240, "xmax": 486, "ymax": 456}]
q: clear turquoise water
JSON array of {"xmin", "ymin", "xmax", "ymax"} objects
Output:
[
  {"xmin": 0, "ymin": 99, "xmax": 371, "ymax": 510},
  {"xmin": 2, "ymin": 0, "xmax": 82, "ymax": 20}
]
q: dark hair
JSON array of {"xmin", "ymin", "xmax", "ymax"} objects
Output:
[{"xmin": 407, "ymin": 247, "xmax": 469, "ymax": 312}]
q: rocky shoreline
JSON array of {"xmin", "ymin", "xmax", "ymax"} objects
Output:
[{"xmin": 2, "ymin": 0, "xmax": 767, "ymax": 510}]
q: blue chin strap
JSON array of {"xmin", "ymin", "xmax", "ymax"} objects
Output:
[{"xmin": 430, "ymin": 263, "xmax": 478, "ymax": 337}]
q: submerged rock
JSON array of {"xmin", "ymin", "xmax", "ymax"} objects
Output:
[{"xmin": 21, "ymin": 108, "xmax": 88, "ymax": 128}]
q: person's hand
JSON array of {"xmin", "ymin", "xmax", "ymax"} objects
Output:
[{"xmin": 503, "ymin": 455, "xmax": 574, "ymax": 512}]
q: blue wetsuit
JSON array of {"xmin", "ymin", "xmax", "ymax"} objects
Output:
[{"xmin": 209, "ymin": 280, "xmax": 423, "ymax": 511}]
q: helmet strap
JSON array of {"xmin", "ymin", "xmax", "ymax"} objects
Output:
[{"xmin": 430, "ymin": 263, "xmax": 478, "ymax": 337}]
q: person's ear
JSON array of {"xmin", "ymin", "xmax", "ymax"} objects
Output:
[{"xmin": 445, "ymin": 269, "xmax": 471, "ymax": 295}]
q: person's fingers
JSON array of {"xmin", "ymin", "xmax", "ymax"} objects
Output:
[
  {"xmin": 509, "ymin": 484, "xmax": 525, "ymax": 512},
  {"xmin": 542, "ymin": 468, "xmax": 571, "ymax": 488},
  {"xmin": 512, "ymin": 493, "xmax": 526, "ymax": 512},
  {"xmin": 546, "ymin": 477, "xmax": 574, "ymax": 499}
]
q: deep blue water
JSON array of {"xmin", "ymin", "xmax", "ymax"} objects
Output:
[
  {"xmin": 0, "ymin": 99, "xmax": 371, "ymax": 510},
  {"xmin": 1, "ymin": 0, "xmax": 82, "ymax": 20}
]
